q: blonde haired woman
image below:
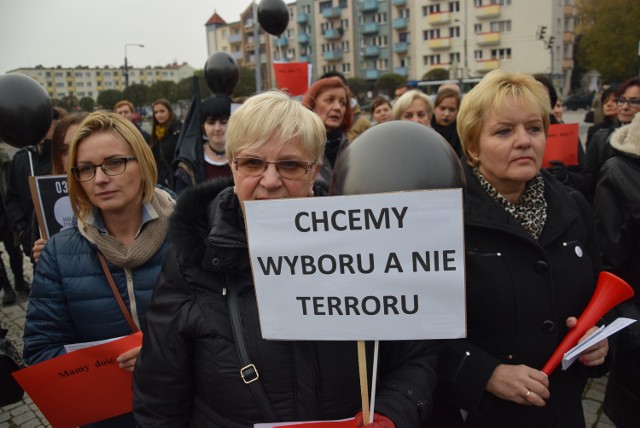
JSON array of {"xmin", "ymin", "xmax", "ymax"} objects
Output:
[{"xmin": 391, "ymin": 89, "xmax": 434, "ymax": 126}]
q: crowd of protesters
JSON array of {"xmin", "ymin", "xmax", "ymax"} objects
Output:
[{"xmin": 0, "ymin": 68, "xmax": 638, "ymax": 427}]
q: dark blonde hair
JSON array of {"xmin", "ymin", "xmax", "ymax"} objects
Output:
[
  {"xmin": 51, "ymin": 113, "xmax": 89, "ymax": 174},
  {"xmin": 68, "ymin": 111, "xmax": 158, "ymax": 221},
  {"xmin": 150, "ymin": 98, "xmax": 177, "ymax": 147},
  {"xmin": 457, "ymin": 69, "xmax": 550, "ymax": 166}
]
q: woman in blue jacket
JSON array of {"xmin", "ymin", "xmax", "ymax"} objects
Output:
[{"xmin": 23, "ymin": 111, "xmax": 174, "ymax": 427}]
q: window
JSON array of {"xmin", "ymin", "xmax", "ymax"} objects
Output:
[
  {"xmin": 319, "ymin": 1, "xmax": 332, "ymax": 13},
  {"xmin": 490, "ymin": 0, "xmax": 511, "ymax": 4},
  {"xmin": 56, "ymin": 82, "xmax": 64, "ymax": 88},
  {"xmin": 399, "ymin": 32, "xmax": 409, "ymax": 42},
  {"xmin": 75, "ymin": 72, "xmax": 83, "ymax": 77},
  {"xmin": 426, "ymin": 4, "xmax": 441, "ymax": 14},
  {"xmin": 373, "ymin": 35, "xmax": 388, "ymax": 46},
  {"xmin": 55, "ymin": 72, "xmax": 63, "ymax": 78},
  {"xmin": 474, "ymin": 23, "xmax": 483, "ymax": 33},
  {"xmin": 474, "ymin": 0, "xmax": 482, "ymax": 6},
  {"xmin": 323, "ymin": 65, "xmax": 337, "ymax": 74},
  {"xmin": 303, "ymin": 5, "xmax": 310, "ymax": 14},
  {"xmin": 490, "ymin": 20, "xmax": 511, "ymax": 32},
  {"xmin": 77, "ymin": 82, "xmax": 84, "ymax": 87},
  {"xmin": 423, "ymin": 29, "xmax": 440, "ymax": 40},
  {"xmin": 341, "ymin": 19, "xmax": 349, "ymax": 29},
  {"xmin": 423, "ymin": 54, "xmax": 441, "ymax": 65},
  {"xmin": 377, "ymin": 58, "xmax": 388, "ymax": 70},
  {"xmin": 448, "ymin": 1, "xmax": 460, "ymax": 12},
  {"xmin": 341, "ymin": 40, "xmax": 350, "ymax": 51},
  {"xmin": 449, "ymin": 27, "xmax": 460, "ymax": 38},
  {"xmin": 474, "ymin": 50, "xmax": 483, "ymax": 59},
  {"xmin": 342, "ymin": 63, "xmax": 351, "ymax": 73},
  {"xmin": 399, "ymin": 8, "xmax": 410, "ymax": 18},
  {"xmin": 491, "ymin": 48, "xmax": 511, "ymax": 59},
  {"xmin": 339, "ymin": 0, "xmax": 347, "ymax": 8},
  {"xmin": 449, "ymin": 52, "xmax": 461, "ymax": 63},
  {"xmin": 374, "ymin": 13, "xmax": 387, "ymax": 23}
]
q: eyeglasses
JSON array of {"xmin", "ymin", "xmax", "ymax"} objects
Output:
[
  {"xmin": 71, "ymin": 156, "xmax": 137, "ymax": 182},
  {"xmin": 233, "ymin": 157, "xmax": 313, "ymax": 179},
  {"xmin": 615, "ymin": 98, "xmax": 640, "ymax": 108}
]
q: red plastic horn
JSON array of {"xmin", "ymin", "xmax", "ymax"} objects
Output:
[{"xmin": 541, "ymin": 271, "xmax": 635, "ymax": 376}]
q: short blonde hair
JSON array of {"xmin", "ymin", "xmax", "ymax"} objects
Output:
[
  {"xmin": 457, "ymin": 69, "xmax": 550, "ymax": 166},
  {"xmin": 68, "ymin": 111, "xmax": 158, "ymax": 221},
  {"xmin": 226, "ymin": 91, "xmax": 326, "ymax": 164},
  {"xmin": 392, "ymin": 90, "xmax": 434, "ymax": 120}
]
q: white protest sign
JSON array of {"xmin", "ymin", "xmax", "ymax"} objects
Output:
[{"xmin": 244, "ymin": 189, "xmax": 466, "ymax": 341}]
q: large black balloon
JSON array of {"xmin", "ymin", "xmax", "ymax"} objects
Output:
[
  {"xmin": 0, "ymin": 73, "xmax": 52, "ymax": 148},
  {"xmin": 204, "ymin": 52, "xmax": 239, "ymax": 96},
  {"xmin": 330, "ymin": 121, "xmax": 466, "ymax": 196},
  {"xmin": 258, "ymin": 0, "xmax": 289, "ymax": 36}
]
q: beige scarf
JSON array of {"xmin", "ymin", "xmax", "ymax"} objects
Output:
[{"xmin": 79, "ymin": 188, "xmax": 174, "ymax": 269}]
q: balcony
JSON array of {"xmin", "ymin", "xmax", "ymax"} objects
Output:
[
  {"xmin": 392, "ymin": 17, "xmax": 408, "ymax": 30},
  {"xmin": 392, "ymin": 0, "xmax": 407, "ymax": 6},
  {"xmin": 476, "ymin": 31, "xmax": 500, "ymax": 46},
  {"xmin": 563, "ymin": 4, "xmax": 575, "ymax": 15},
  {"xmin": 363, "ymin": 22, "xmax": 380, "ymax": 35},
  {"xmin": 363, "ymin": 46, "xmax": 381, "ymax": 57},
  {"xmin": 322, "ymin": 7, "xmax": 342, "ymax": 19},
  {"xmin": 563, "ymin": 58, "xmax": 574, "ymax": 70},
  {"xmin": 231, "ymin": 51, "xmax": 244, "ymax": 61},
  {"xmin": 563, "ymin": 31, "xmax": 575, "ymax": 44},
  {"xmin": 394, "ymin": 41, "xmax": 408, "ymax": 54},
  {"xmin": 363, "ymin": 0, "xmax": 378, "ymax": 13},
  {"xmin": 273, "ymin": 36, "xmax": 288, "ymax": 48},
  {"xmin": 428, "ymin": 37, "xmax": 451, "ymax": 50},
  {"xmin": 228, "ymin": 34, "xmax": 242, "ymax": 44},
  {"xmin": 324, "ymin": 28, "xmax": 344, "ymax": 40},
  {"xmin": 299, "ymin": 55, "xmax": 311, "ymax": 63},
  {"xmin": 365, "ymin": 69, "xmax": 381, "ymax": 80},
  {"xmin": 324, "ymin": 49, "xmax": 344, "ymax": 61},
  {"xmin": 394, "ymin": 66, "xmax": 408, "ymax": 77},
  {"xmin": 298, "ymin": 33, "xmax": 310, "ymax": 44},
  {"xmin": 296, "ymin": 13, "xmax": 309, "ymax": 24},
  {"xmin": 427, "ymin": 11, "xmax": 451, "ymax": 25},
  {"xmin": 476, "ymin": 58, "xmax": 500, "ymax": 72},
  {"xmin": 476, "ymin": 4, "xmax": 501, "ymax": 19}
]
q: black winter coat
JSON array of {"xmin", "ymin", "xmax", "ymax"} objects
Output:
[
  {"xmin": 133, "ymin": 179, "xmax": 438, "ymax": 427},
  {"xmin": 151, "ymin": 120, "xmax": 181, "ymax": 188},
  {"xmin": 428, "ymin": 164, "xmax": 605, "ymax": 428}
]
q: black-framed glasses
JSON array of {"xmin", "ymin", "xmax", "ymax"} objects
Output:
[
  {"xmin": 71, "ymin": 156, "xmax": 137, "ymax": 182},
  {"xmin": 615, "ymin": 97, "xmax": 640, "ymax": 108},
  {"xmin": 233, "ymin": 157, "xmax": 313, "ymax": 179}
]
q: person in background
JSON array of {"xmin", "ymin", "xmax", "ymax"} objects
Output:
[
  {"xmin": 594, "ymin": 113, "xmax": 640, "ymax": 428},
  {"xmin": 150, "ymin": 98, "xmax": 182, "ymax": 188},
  {"xmin": 586, "ymin": 76, "xmax": 640, "ymax": 184},
  {"xmin": 428, "ymin": 69, "xmax": 609, "ymax": 427},
  {"xmin": 114, "ymin": 100, "xmax": 150, "ymax": 144},
  {"xmin": 552, "ymin": 98, "xmax": 564, "ymax": 123},
  {"xmin": 393, "ymin": 83, "xmax": 410, "ymax": 102},
  {"xmin": 132, "ymin": 90, "xmax": 438, "ymax": 427},
  {"xmin": 23, "ymin": 111, "xmax": 174, "ymax": 427},
  {"xmin": 302, "ymin": 77, "xmax": 352, "ymax": 195},
  {"xmin": 173, "ymin": 95, "xmax": 233, "ymax": 193},
  {"xmin": 6, "ymin": 107, "xmax": 67, "ymax": 271},
  {"xmin": 31, "ymin": 112, "xmax": 89, "ymax": 264},
  {"xmin": 319, "ymin": 72, "xmax": 371, "ymax": 142},
  {"xmin": 586, "ymin": 86, "xmax": 619, "ymax": 147},
  {"xmin": 392, "ymin": 90, "xmax": 433, "ymax": 127},
  {"xmin": 431, "ymin": 88, "xmax": 463, "ymax": 158},
  {"xmin": 370, "ymin": 96, "xmax": 392, "ymax": 125}
]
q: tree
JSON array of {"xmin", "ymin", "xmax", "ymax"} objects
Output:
[
  {"xmin": 176, "ymin": 77, "xmax": 194, "ymax": 101},
  {"xmin": 79, "ymin": 97, "xmax": 95, "ymax": 112},
  {"xmin": 60, "ymin": 95, "xmax": 80, "ymax": 112},
  {"xmin": 123, "ymin": 84, "xmax": 149, "ymax": 108},
  {"xmin": 374, "ymin": 73, "xmax": 406, "ymax": 97},
  {"xmin": 97, "ymin": 90, "xmax": 124, "ymax": 109},
  {"xmin": 346, "ymin": 77, "xmax": 368, "ymax": 99},
  {"xmin": 577, "ymin": 0, "xmax": 640, "ymax": 82},
  {"xmin": 147, "ymin": 81, "xmax": 179, "ymax": 104},
  {"xmin": 233, "ymin": 66, "xmax": 257, "ymax": 98},
  {"xmin": 422, "ymin": 68, "xmax": 449, "ymax": 81}
]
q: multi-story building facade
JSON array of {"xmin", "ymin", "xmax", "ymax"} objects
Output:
[
  {"xmin": 9, "ymin": 62, "xmax": 195, "ymax": 101},
  {"xmin": 208, "ymin": 0, "xmax": 577, "ymax": 94}
]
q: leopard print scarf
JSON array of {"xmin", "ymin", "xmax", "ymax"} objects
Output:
[{"xmin": 472, "ymin": 167, "xmax": 547, "ymax": 240}]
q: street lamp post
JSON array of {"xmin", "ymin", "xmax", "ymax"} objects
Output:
[{"xmin": 124, "ymin": 43, "xmax": 144, "ymax": 88}]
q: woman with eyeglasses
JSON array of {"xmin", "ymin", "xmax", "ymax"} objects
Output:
[
  {"xmin": 132, "ymin": 91, "xmax": 438, "ymax": 427},
  {"xmin": 586, "ymin": 76, "xmax": 640, "ymax": 184},
  {"xmin": 23, "ymin": 111, "xmax": 174, "ymax": 427}
]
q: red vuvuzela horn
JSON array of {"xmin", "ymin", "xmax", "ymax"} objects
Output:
[{"xmin": 541, "ymin": 271, "xmax": 635, "ymax": 376}]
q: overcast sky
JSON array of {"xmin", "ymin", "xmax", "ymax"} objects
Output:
[{"xmin": 0, "ymin": 0, "xmax": 256, "ymax": 75}]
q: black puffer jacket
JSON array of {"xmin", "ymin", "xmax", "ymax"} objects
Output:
[{"xmin": 133, "ymin": 179, "xmax": 438, "ymax": 427}]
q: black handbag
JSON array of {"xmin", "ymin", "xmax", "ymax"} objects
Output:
[{"xmin": 0, "ymin": 327, "xmax": 26, "ymax": 407}]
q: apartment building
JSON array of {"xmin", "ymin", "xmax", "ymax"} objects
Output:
[
  {"xmin": 9, "ymin": 63, "xmax": 195, "ymax": 102},
  {"xmin": 209, "ymin": 0, "xmax": 576, "ymax": 94}
]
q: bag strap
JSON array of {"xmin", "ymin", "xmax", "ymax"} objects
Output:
[
  {"xmin": 226, "ymin": 274, "xmax": 277, "ymax": 422},
  {"xmin": 97, "ymin": 252, "xmax": 140, "ymax": 333}
]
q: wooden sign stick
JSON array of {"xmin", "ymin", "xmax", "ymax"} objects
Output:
[{"xmin": 357, "ymin": 340, "xmax": 370, "ymax": 424}]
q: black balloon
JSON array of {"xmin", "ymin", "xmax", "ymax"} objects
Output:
[
  {"xmin": 204, "ymin": 52, "xmax": 239, "ymax": 96},
  {"xmin": 0, "ymin": 73, "xmax": 52, "ymax": 148},
  {"xmin": 258, "ymin": 0, "xmax": 289, "ymax": 36},
  {"xmin": 330, "ymin": 121, "xmax": 466, "ymax": 196}
]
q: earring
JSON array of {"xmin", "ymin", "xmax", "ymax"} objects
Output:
[
  {"xmin": 233, "ymin": 186, "xmax": 237, "ymax": 194},
  {"xmin": 309, "ymin": 189, "xmax": 315, "ymax": 197},
  {"xmin": 473, "ymin": 157, "xmax": 480, "ymax": 165}
]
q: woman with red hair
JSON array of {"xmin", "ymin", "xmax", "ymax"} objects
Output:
[{"xmin": 302, "ymin": 78, "xmax": 353, "ymax": 195}]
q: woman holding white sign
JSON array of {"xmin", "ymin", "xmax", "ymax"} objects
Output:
[
  {"xmin": 132, "ymin": 91, "xmax": 438, "ymax": 427},
  {"xmin": 23, "ymin": 111, "xmax": 174, "ymax": 427},
  {"xmin": 427, "ymin": 70, "xmax": 609, "ymax": 427}
]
